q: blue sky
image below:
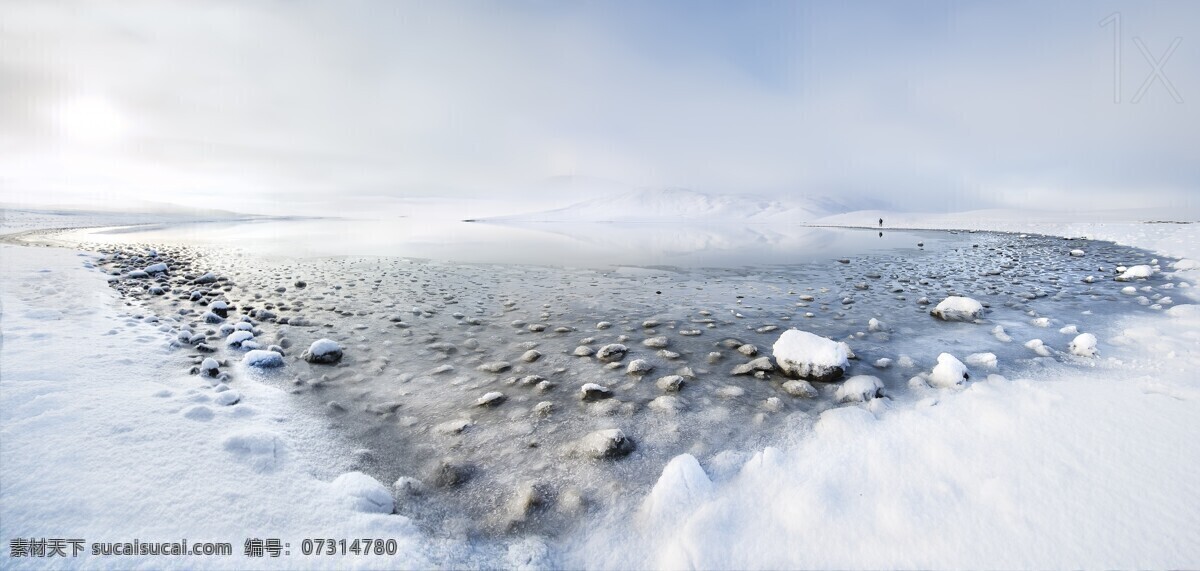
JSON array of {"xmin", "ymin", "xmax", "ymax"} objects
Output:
[{"xmin": 0, "ymin": 0, "xmax": 1196, "ymax": 216}]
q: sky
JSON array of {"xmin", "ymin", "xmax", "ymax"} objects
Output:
[{"xmin": 0, "ymin": 0, "xmax": 1197, "ymax": 217}]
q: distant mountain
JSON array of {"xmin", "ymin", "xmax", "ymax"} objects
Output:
[{"xmin": 483, "ymin": 187, "xmax": 865, "ymax": 223}]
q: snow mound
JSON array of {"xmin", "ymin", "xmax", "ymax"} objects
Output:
[
  {"xmin": 836, "ymin": 375, "xmax": 884, "ymax": 402},
  {"xmin": 965, "ymin": 352, "xmax": 998, "ymax": 369},
  {"xmin": 772, "ymin": 329, "xmax": 849, "ymax": 382},
  {"xmin": 641, "ymin": 454, "xmax": 713, "ymax": 521},
  {"xmin": 1116, "ymin": 265, "xmax": 1154, "ymax": 281},
  {"xmin": 1171, "ymin": 259, "xmax": 1199, "ymax": 271},
  {"xmin": 330, "ymin": 471, "xmax": 395, "ymax": 514},
  {"xmin": 929, "ymin": 353, "xmax": 970, "ymax": 388},
  {"xmin": 1068, "ymin": 333, "xmax": 1099, "ymax": 357},
  {"xmin": 243, "ymin": 349, "xmax": 284, "ymax": 368},
  {"xmin": 930, "ymin": 296, "xmax": 985, "ymax": 322}
]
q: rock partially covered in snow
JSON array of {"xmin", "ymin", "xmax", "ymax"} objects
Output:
[
  {"xmin": 929, "ymin": 353, "xmax": 970, "ymax": 388},
  {"xmin": 835, "ymin": 375, "xmax": 884, "ymax": 402},
  {"xmin": 781, "ymin": 379, "xmax": 818, "ymax": 398},
  {"xmin": 930, "ymin": 296, "xmax": 985, "ymax": 322},
  {"xmin": 771, "ymin": 329, "xmax": 848, "ymax": 382},
  {"xmin": 575, "ymin": 429, "xmax": 635, "ymax": 459},
  {"xmin": 595, "ymin": 343, "xmax": 628, "ymax": 362},
  {"xmin": 302, "ymin": 338, "xmax": 343, "ymax": 364},
  {"xmin": 243, "ymin": 350, "xmax": 284, "ymax": 368},
  {"xmin": 580, "ymin": 383, "xmax": 612, "ymax": 401},
  {"xmin": 144, "ymin": 262, "xmax": 169, "ymax": 274},
  {"xmin": 1069, "ymin": 333, "xmax": 1098, "ymax": 357},
  {"xmin": 330, "ymin": 471, "xmax": 394, "ymax": 514},
  {"xmin": 1116, "ymin": 265, "xmax": 1154, "ymax": 281},
  {"xmin": 1172, "ymin": 259, "xmax": 1199, "ymax": 271}
]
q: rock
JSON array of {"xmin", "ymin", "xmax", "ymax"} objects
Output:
[
  {"xmin": 520, "ymin": 350, "xmax": 542, "ymax": 363},
  {"xmin": 596, "ymin": 321, "xmax": 612, "ymax": 330},
  {"xmin": 225, "ymin": 330, "xmax": 255, "ymax": 348},
  {"xmin": 1070, "ymin": 249, "xmax": 1085, "ymax": 257},
  {"xmin": 194, "ymin": 272, "xmax": 218, "ymax": 284},
  {"xmin": 199, "ymin": 357, "xmax": 220, "ymax": 376},
  {"xmin": 580, "ymin": 383, "xmax": 613, "ymax": 401},
  {"xmin": 573, "ymin": 346, "xmax": 595, "ymax": 357},
  {"xmin": 781, "ymin": 379, "xmax": 818, "ymax": 398},
  {"xmin": 302, "ymin": 339, "xmax": 343, "ymax": 364},
  {"xmin": 243, "ymin": 349, "xmax": 285, "ymax": 368},
  {"xmin": 930, "ymin": 296, "xmax": 985, "ymax": 321},
  {"xmin": 771, "ymin": 329, "xmax": 849, "ymax": 382},
  {"xmin": 203, "ymin": 311, "xmax": 223, "ymax": 324},
  {"xmin": 435, "ymin": 418, "xmax": 473, "ymax": 434},
  {"xmin": 1068, "ymin": 333, "xmax": 1098, "ymax": 357},
  {"xmin": 595, "ymin": 344, "xmax": 628, "ymax": 362},
  {"xmin": 625, "ymin": 359, "xmax": 653, "ymax": 375},
  {"xmin": 532, "ymin": 401, "xmax": 554, "ymax": 416},
  {"xmin": 642, "ymin": 336, "xmax": 669, "ymax": 348},
  {"xmin": 655, "ymin": 375, "xmax": 685, "ymax": 392},
  {"xmin": 477, "ymin": 361, "xmax": 512, "ymax": 373},
  {"xmin": 736, "ymin": 344, "xmax": 758, "ymax": 357},
  {"xmin": 431, "ymin": 461, "xmax": 471, "ymax": 488},
  {"xmin": 576, "ymin": 429, "xmax": 635, "ymax": 459},
  {"xmin": 475, "ymin": 391, "xmax": 507, "ymax": 407},
  {"xmin": 835, "ymin": 375, "xmax": 884, "ymax": 402},
  {"xmin": 929, "ymin": 353, "xmax": 970, "ymax": 388},
  {"xmin": 144, "ymin": 262, "xmax": 168, "ymax": 274}
]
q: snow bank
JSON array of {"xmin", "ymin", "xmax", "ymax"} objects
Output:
[
  {"xmin": 771, "ymin": 329, "xmax": 849, "ymax": 382},
  {"xmin": 0, "ymin": 245, "xmax": 436, "ymax": 569}
]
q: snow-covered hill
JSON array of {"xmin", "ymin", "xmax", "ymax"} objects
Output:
[{"xmin": 484, "ymin": 187, "xmax": 852, "ymax": 223}]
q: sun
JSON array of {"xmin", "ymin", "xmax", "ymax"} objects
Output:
[{"xmin": 52, "ymin": 95, "xmax": 129, "ymax": 145}]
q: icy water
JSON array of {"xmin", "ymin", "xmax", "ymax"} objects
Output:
[{"xmin": 59, "ymin": 219, "xmax": 1177, "ymax": 537}]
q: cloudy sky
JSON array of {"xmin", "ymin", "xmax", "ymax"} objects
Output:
[{"xmin": 1, "ymin": 0, "xmax": 1197, "ymax": 216}]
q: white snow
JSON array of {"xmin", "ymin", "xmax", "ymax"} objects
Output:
[
  {"xmin": 929, "ymin": 353, "xmax": 971, "ymax": 388},
  {"xmin": 330, "ymin": 471, "xmax": 395, "ymax": 514},
  {"xmin": 0, "ymin": 245, "xmax": 433, "ymax": 568},
  {"xmin": 1025, "ymin": 338, "xmax": 1053, "ymax": 357}
]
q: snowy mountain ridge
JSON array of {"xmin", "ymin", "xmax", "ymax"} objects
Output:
[{"xmin": 485, "ymin": 187, "xmax": 865, "ymax": 223}]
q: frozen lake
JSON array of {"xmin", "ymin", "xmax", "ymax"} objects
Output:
[
  {"xmin": 59, "ymin": 217, "xmax": 1175, "ymax": 537},
  {"xmin": 61, "ymin": 216, "xmax": 953, "ymax": 267}
]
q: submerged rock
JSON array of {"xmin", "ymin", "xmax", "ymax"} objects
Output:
[{"xmin": 575, "ymin": 429, "xmax": 635, "ymax": 459}]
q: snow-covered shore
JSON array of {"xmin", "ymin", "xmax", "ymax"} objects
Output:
[
  {"xmin": 2, "ymin": 213, "xmax": 1198, "ymax": 569},
  {"xmin": 0, "ymin": 245, "xmax": 446, "ymax": 569}
]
